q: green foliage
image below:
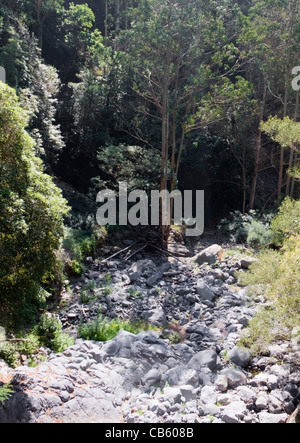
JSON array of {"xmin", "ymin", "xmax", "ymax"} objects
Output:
[
  {"xmin": 0, "ymin": 13, "xmax": 64, "ymax": 166},
  {"xmin": 63, "ymin": 2, "xmax": 95, "ymax": 47},
  {"xmin": 0, "ymin": 83, "xmax": 69, "ymax": 325},
  {"xmin": 78, "ymin": 314, "xmax": 157, "ymax": 342},
  {"xmin": 0, "ymin": 314, "xmax": 74, "ymax": 367},
  {"xmin": 271, "ymin": 197, "xmax": 300, "ymax": 246},
  {"xmin": 0, "ymin": 333, "xmax": 40, "ymax": 367},
  {"xmin": 0, "ymin": 383, "xmax": 14, "ymax": 406},
  {"xmin": 218, "ymin": 210, "xmax": 273, "ymax": 245},
  {"xmin": 63, "ymin": 226, "xmax": 106, "ymax": 266},
  {"xmin": 94, "ymin": 144, "xmax": 161, "ymax": 192},
  {"xmin": 246, "ymin": 219, "xmax": 273, "ymax": 247},
  {"xmin": 238, "ymin": 228, "xmax": 300, "ymax": 354},
  {"xmin": 260, "ymin": 116, "xmax": 300, "ymax": 151},
  {"xmin": 33, "ymin": 314, "xmax": 74, "ymax": 353},
  {"xmin": 69, "ymin": 260, "xmax": 84, "ymax": 277}
]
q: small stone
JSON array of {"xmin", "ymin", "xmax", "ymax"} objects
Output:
[
  {"xmin": 214, "ymin": 374, "xmax": 228, "ymax": 392},
  {"xmin": 143, "ymin": 369, "xmax": 162, "ymax": 386},
  {"xmin": 180, "ymin": 385, "xmax": 197, "ymax": 402},
  {"xmin": 255, "ymin": 393, "xmax": 268, "ymax": 410},
  {"xmin": 240, "ymin": 257, "xmax": 257, "ymax": 269},
  {"xmin": 200, "ymin": 386, "xmax": 217, "ymax": 405}
]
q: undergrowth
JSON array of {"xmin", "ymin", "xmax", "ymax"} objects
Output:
[
  {"xmin": 237, "ymin": 199, "xmax": 300, "ymax": 354},
  {"xmin": 78, "ymin": 314, "xmax": 158, "ymax": 342}
]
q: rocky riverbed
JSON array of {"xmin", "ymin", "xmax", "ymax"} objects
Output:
[{"xmin": 0, "ymin": 236, "xmax": 300, "ymax": 423}]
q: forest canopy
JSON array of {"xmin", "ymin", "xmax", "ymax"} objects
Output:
[{"xmin": 0, "ymin": 0, "xmax": 299, "ymax": 329}]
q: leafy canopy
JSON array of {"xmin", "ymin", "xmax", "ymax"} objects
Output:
[{"xmin": 0, "ymin": 82, "xmax": 69, "ymax": 324}]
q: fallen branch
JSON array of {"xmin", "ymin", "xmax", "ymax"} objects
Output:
[
  {"xmin": 0, "ymin": 339, "xmax": 33, "ymax": 343},
  {"xmin": 125, "ymin": 244, "xmax": 147, "ymax": 261},
  {"xmin": 162, "ymin": 271, "xmax": 182, "ymax": 277},
  {"xmin": 99, "ymin": 240, "xmax": 140, "ymax": 263},
  {"xmin": 147, "ymin": 243, "xmax": 186, "ymax": 264}
]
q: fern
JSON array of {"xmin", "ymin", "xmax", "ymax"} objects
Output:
[{"xmin": 0, "ymin": 383, "xmax": 14, "ymax": 406}]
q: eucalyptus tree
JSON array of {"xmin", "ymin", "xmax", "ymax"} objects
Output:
[
  {"xmin": 239, "ymin": 0, "xmax": 300, "ymax": 205},
  {"xmin": 24, "ymin": 0, "xmax": 64, "ymax": 51},
  {"xmin": 117, "ymin": 0, "xmax": 245, "ymax": 236}
]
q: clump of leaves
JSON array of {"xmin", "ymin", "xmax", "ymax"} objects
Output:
[
  {"xmin": 218, "ymin": 210, "xmax": 273, "ymax": 246},
  {"xmin": 33, "ymin": 314, "xmax": 74, "ymax": 353},
  {"xmin": 0, "ymin": 383, "xmax": 14, "ymax": 406}
]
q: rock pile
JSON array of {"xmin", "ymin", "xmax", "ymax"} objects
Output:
[{"xmin": 0, "ymin": 244, "xmax": 299, "ymax": 423}]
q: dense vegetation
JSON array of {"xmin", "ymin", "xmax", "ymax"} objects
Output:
[{"xmin": 0, "ymin": 0, "xmax": 299, "ymax": 367}]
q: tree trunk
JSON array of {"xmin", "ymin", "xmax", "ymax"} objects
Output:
[
  {"xmin": 290, "ymin": 90, "xmax": 299, "ymax": 197},
  {"xmin": 160, "ymin": 56, "xmax": 170, "ymax": 240},
  {"xmin": 34, "ymin": 0, "xmax": 43, "ymax": 50},
  {"xmin": 249, "ymin": 80, "xmax": 267, "ymax": 209},
  {"xmin": 104, "ymin": 0, "xmax": 109, "ymax": 42},
  {"xmin": 278, "ymin": 0, "xmax": 297, "ymax": 198}
]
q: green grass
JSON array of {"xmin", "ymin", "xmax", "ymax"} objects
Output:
[{"xmin": 78, "ymin": 315, "xmax": 157, "ymax": 342}]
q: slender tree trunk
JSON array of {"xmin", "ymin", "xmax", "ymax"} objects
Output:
[
  {"xmin": 249, "ymin": 80, "xmax": 267, "ymax": 209},
  {"xmin": 104, "ymin": 0, "xmax": 109, "ymax": 43},
  {"xmin": 278, "ymin": 0, "xmax": 297, "ymax": 198},
  {"xmin": 114, "ymin": 0, "xmax": 120, "ymax": 50},
  {"xmin": 115, "ymin": 0, "xmax": 120, "ymax": 33},
  {"xmin": 160, "ymin": 56, "xmax": 170, "ymax": 240},
  {"xmin": 242, "ymin": 147, "xmax": 247, "ymax": 215},
  {"xmin": 290, "ymin": 90, "xmax": 299, "ymax": 197},
  {"xmin": 285, "ymin": 89, "xmax": 298, "ymax": 195},
  {"xmin": 290, "ymin": 152, "xmax": 298, "ymax": 197},
  {"xmin": 34, "ymin": 0, "xmax": 43, "ymax": 50}
]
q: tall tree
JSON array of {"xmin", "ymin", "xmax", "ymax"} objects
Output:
[
  {"xmin": 241, "ymin": 0, "xmax": 300, "ymax": 203},
  {"xmin": 0, "ymin": 82, "xmax": 69, "ymax": 323},
  {"xmin": 29, "ymin": 0, "xmax": 64, "ymax": 51},
  {"xmin": 117, "ymin": 0, "xmax": 245, "ymax": 237}
]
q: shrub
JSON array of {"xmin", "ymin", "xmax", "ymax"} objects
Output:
[
  {"xmin": 33, "ymin": 314, "xmax": 74, "ymax": 353},
  {"xmin": 69, "ymin": 259, "xmax": 84, "ymax": 277},
  {"xmin": 238, "ymin": 234, "xmax": 300, "ymax": 354},
  {"xmin": 218, "ymin": 210, "xmax": 273, "ymax": 245},
  {"xmin": 271, "ymin": 197, "xmax": 300, "ymax": 246},
  {"xmin": 246, "ymin": 219, "xmax": 273, "ymax": 247},
  {"xmin": 62, "ymin": 226, "xmax": 106, "ymax": 277}
]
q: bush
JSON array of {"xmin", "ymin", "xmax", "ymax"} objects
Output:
[
  {"xmin": 218, "ymin": 210, "xmax": 273, "ymax": 246},
  {"xmin": 62, "ymin": 226, "xmax": 106, "ymax": 277},
  {"xmin": 238, "ymin": 234, "xmax": 300, "ymax": 354},
  {"xmin": 33, "ymin": 314, "xmax": 74, "ymax": 353},
  {"xmin": 0, "ymin": 314, "xmax": 74, "ymax": 367},
  {"xmin": 246, "ymin": 219, "xmax": 273, "ymax": 248},
  {"xmin": 271, "ymin": 197, "xmax": 300, "ymax": 246}
]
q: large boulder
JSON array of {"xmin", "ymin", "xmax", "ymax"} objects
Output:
[
  {"xmin": 192, "ymin": 244, "xmax": 223, "ymax": 265},
  {"xmin": 187, "ymin": 349, "xmax": 218, "ymax": 371}
]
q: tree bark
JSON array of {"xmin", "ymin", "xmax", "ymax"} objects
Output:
[
  {"xmin": 278, "ymin": 0, "xmax": 297, "ymax": 198},
  {"xmin": 290, "ymin": 90, "xmax": 299, "ymax": 197},
  {"xmin": 249, "ymin": 80, "xmax": 267, "ymax": 209}
]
